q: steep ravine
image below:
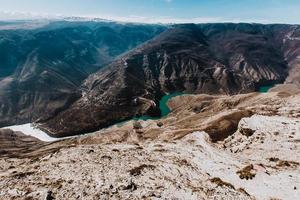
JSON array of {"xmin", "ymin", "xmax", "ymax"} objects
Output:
[
  {"xmin": 40, "ymin": 23, "xmax": 296, "ymax": 137},
  {"xmin": 2, "ymin": 85, "xmax": 270, "ymax": 141}
]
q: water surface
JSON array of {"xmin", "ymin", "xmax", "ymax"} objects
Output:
[
  {"xmin": 135, "ymin": 92, "xmax": 185, "ymax": 121},
  {"xmin": 2, "ymin": 92, "xmax": 186, "ymax": 140},
  {"xmin": 259, "ymin": 85, "xmax": 275, "ymax": 93}
]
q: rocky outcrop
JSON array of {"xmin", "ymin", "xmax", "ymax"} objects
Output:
[
  {"xmin": 0, "ymin": 128, "xmax": 77, "ymax": 158},
  {"xmin": 275, "ymin": 25, "xmax": 300, "ymax": 85},
  {"xmin": 0, "ymin": 129, "xmax": 43, "ymax": 157}
]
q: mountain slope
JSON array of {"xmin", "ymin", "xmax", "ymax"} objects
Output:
[
  {"xmin": 0, "ymin": 21, "xmax": 165, "ymax": 127},
  {"xmin": 40, "ymin": 23, "xmax": 300, "ymax": 137}
]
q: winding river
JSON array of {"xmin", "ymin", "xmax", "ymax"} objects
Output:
[
  {"xmin": 1, "ymin": 92, "xmax": 186, "ymax": 141},
  {"xmin": 1, "ymin": 86, "xmax": 274, "ymax": 142},
  {"xmin": 133, "ymin": 92, "xmax": 185, "ymax": 121}
]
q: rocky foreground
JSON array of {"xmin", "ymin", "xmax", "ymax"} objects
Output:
[{"xmin": 0, "ymin": 85, "xmax": 299, "ymax": 200}]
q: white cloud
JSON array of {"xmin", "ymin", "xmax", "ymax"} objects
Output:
[
  {"xmin": 0, "ymin": 10, "xmax": 63, "ymax": 20},
  {"xmin": 77, "ymin": 14, "xmax": 273, "ymax": 24},
  {"xmin": 86, "ymin": 15, "xmax": 223, "ymax": 24},
  {"xmin": 0, "ymin": 10, "xmax": 288, "ymax": 25}
]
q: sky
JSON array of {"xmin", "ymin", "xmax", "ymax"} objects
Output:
[{"xmin": 0, "ymin": 0, "xmax": 299, "ymax": 24}]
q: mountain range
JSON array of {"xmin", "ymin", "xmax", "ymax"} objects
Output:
[
  {"xmin": 0, "ymin": 20, "xmax": 299, "ymax": 137},
  {"xmin": 0, "ymin": 21, "xmax": 165, "ymax": 128}
]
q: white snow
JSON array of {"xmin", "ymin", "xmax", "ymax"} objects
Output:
[{"xmin": 0, "ymin": 123, "xmax": 60, "ymax": 142}]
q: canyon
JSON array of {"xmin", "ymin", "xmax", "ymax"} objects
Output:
[{"xmin": 0, "ymin": 20, "xmax": 300, "ymax": 200}]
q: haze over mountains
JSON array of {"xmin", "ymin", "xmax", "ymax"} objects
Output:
[{"xmin": 0, "ymin": 20, "xmax": 300, "ymax": 137}]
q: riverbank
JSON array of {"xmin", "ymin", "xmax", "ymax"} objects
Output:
[{"xmin": 0, "ymin": 88, "xmax": 273, "ymax": 142}]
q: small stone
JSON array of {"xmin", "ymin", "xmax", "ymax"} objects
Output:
[
  {"xmin": 45, "ymin": 191, "xmax": 54, "ymax": 200},
  {"xmin": 133, "ymin": 121, "xmax": 143, "ymax": 129},
  {"xmin": 240, "ymin": 128, "xmax": 255, "ymax": 137},
  {"xmin": 123, "ymin": 180, "xmax": 137, "ymax": 191},
  {"xmin": 157, "ymin": 122, "xmax": 164, "ymax": 127},
  {"xmin": 87, "ymin": 149, "xmax": 95, "ymax": 153}
]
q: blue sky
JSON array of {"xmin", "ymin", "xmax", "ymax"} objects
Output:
[{"xmin": 0, "ymin": 0, "xmax": 299, "ymax": 24}]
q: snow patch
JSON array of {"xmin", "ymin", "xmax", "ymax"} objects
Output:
[{"xmin": 1, "ymin": 123, "xmax": 60, "ymax": 142}]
